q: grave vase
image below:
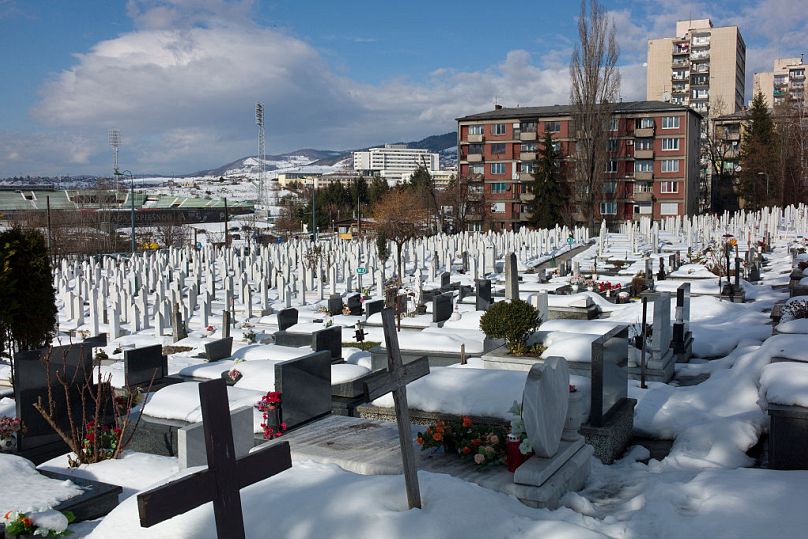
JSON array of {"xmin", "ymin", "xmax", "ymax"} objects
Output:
[
  {"xmin": 561, "ymin": 390, "xmax": 583, "ymax": 441},
  {"xmin": 263, "ymin": 406, "xmax": 283, "ymax": 437},
  {"xmin": 571, "ymin": 284, "xmax": 579, "ymax": 293},
  {"xmin": 0, "ymin": 432, "xmax": 17, "ymax": 452}
]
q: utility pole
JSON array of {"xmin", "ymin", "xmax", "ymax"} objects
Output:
[{"xmin": 224, "ymin": 197, "xmax": 229, "ymax": 246}]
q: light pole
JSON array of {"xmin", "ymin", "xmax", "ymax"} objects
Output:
[
  {"xmin": 122, "ymin": 170, "xmax": 135, "ymax": 254},
  {"xmin": 757, "ymin": 172, "xmax": 769, "ymax": 206}
]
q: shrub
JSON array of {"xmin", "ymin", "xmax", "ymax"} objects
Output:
[
  {"xmin": 630, "ymin": 273, "xmax": 648, "ymax": 295},
  {"xmin": 479, "ymin": 300, "xmax": 541, "ymax": 354}
]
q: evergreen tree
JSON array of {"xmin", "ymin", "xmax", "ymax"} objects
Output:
[
  {"xmin": 367, "ymin": 176, "xmax": 391, "ymax": 207},
  {"xmin": 0, "ymin": 227, "xmax": 57, "ymax": 363},
  {"xmin": 739, "ymin": 92, "xmax": 778, "ymax": 210},
  {"xmin": 531, "ymin": 133, "xmax": 567, "ymax": 229}
]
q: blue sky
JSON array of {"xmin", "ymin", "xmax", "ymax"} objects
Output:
[{"xmin": 1, "ymin": 0, "xmax": 806, "ymax": 176}]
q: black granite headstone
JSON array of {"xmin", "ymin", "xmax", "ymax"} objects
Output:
[
  {"xmin": 277, "ymin": 308, "xmax": 298, "ymax": 331},
  {"xmin": 14, "ymin": 343, "xmax": 95, "ymax": 451},
  {"xmin": 364, "ymin": 299, "xmax": 385, "ymax": 319},
  {"xmin": 205, "ymin": 337, "xmax": 234, "ymax": 362},
  {"xmin": 475, "ymin": 279, "xmax": 492, "ymax": 311},
  {"xmin": 432, "ymin": 292, "xmax": 453, "ymax": 323},
  {"xmin": 589, "ymin": 325, "xmax": 629, "ymax": 427},
  {"xmin": 275, "ymin": 350, "xmax": 332, "ymax": 429},
  {"xmin": 768, "ymin": 403, "xmax": 808, "ymax": 470},
  {"xmin": 124, "ymin": 344, "xmax": 167, "ymax": 387},
  {"xmin": 440, "ymin": 272, "xmax": 450, "ymax": 292},
  {"xmin": 312, "ymin": 325, "xmax": 342, "ymax": 362},
  {"xmin": 347, "ymin": 294, "xmax": 362, "ymax": 316},
  {"xmin": 327, "ymin": 294, "xmax": 343, "ymax": 316}
]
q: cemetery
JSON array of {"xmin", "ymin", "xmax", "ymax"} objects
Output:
[{"xmin": 2, "ymin": 205, "xmax": 808, "ymax": 538}]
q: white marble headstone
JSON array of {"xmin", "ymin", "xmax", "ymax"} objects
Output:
[{"xmin": 522, "ymin": 356, "xmax": 569, "ymax": 458}]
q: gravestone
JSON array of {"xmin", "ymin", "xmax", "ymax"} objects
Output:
[
  {"xmin": 277, "ymin": 308, "xmax": 298, "ymax": 331},
  {"xmin": 440, "ymin": 272, "xmax": 450, "ymax": 292},
  {"xmin": 432, "ymin": 292, "xmax": 453, "ymax": 323},
  {"xmin": 205, "ymin": 337, "xmax": 234, "ymax": 362},
  {"xmin": 14, "ymin": 343, "xmax": 95, "ymax": 457},
  {"xmin": 520, "ymin": 357, "xmax": 569, "ymax": 458},
  {"xmin": 475, "ymin": 279, "xmax": 492, "ymax": 311},
  {"xmin": 647, "ymin": 293, "xmax": 674, "ymax": 380},
  {"xmin": 362, "ymin": 308, "xmax": 430, "ymax": 509},
  {"xmin": 178, "ymin": 406, "xmax": 254, "ymax": 469},
  {"xmin": 172, "ymin": 303, "xmax": 188, "ymax": 342},
  {"xmin": 504, "ymin": 252, "xmax": 519, "ymax": 301},
  {"xmin": 137, "ymin": 379, "xmax": 293, "ymax": 539},
  {"xmin": 312, "ymin": 325, "xmax": 343, "ymax": 362},
  {"xmin": 364, "ymin": 299, "xmax": 385, "ymax": 320},
  {"xmin": 327, "ymin": 294, "xmax": 343, "ymax": 316},
  {"xmin": 124, "ymin": 344, "xmax": 167, "ymax": 387},
  {"xmin": 346, "ymin": 294, "xmax": 363, "ymax": 316},
  {"xmin": 672, "ymin": 283, "xmax": 694, "ymax": 363}
]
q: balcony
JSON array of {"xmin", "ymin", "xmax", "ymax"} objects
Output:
[
  {"xmin": 520, "ymin": 192, "xmax": 535, "ymax": 202},
  {"xmin": 468, "ymin": 191, "xmax": 484, "ymax": 201},
  {"xmin": 467, "ymin": 134, "xmax": 484, "ymax": 143},
  {"xmin": 466, "ymin": 211, "xmax": 483, "ymax": 221},
  {"xmin": 690, "ymin": 52, "xmax": 710, "ymax": 61},
  {"xmin": 519, "ymin": 211, "xmax": 534, "ymax": 221},
  {"xmin": 672, "ymin": 59, "xmax": 690, "ymax": 68},
  {"xmin": 635, "ymin": 126, "xmax": 655, "ymax": 137},
  {"xmin": 521, "ymin": 151, "xmax": 537, "ymax": 161},
  {"xmin": 467, "ymin": 154, "xmax": 483, "ymax": 163},
  {"xmin": 723, "ymin": 131, "xmax": 741, "ymax": 141},
  {"xmin": 519, "ymin": 131, "xmax": 537, "ymax": 141},
  {"xmin": 468, "ymin": 175, "xmax": 484, "ymax": 183},
  {"xmin": 519, "ymin": 172, "xmax": 534, "ymax": 182},
  {"xmin": 634, "ymin": 149, "xmax": 654, "ymax": 159},
  {"xmin": 635, "ymin": 171, "xmax": 653, "ymax": 181},
  {"xmin": 632, "ymin": 191, "xmax": 653, "ymax": 202}
]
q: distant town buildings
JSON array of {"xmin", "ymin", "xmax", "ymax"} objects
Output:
[
  {"xmin": 353, "ymin": 144, "xmax": 440, "ymax": 185},
  {"xmin": 647, "ymin": 19, "xmax": 746, "ymax": 116},
  {"xmin": 457, "ymin": 101, "xmax": 702, "ymax": 230},
  {"xmin": 754, "ymin": 57, "xmax": 807, "ymax": 108}
]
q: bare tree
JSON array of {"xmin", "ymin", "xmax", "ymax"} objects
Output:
[
  {"xmin": 155, "ymin": 213, "xmax": 189, "ymax": 248},
  {"xmin": 703, "ymin": 98, "xmax": 741, "ymax": 213},
  {"xmin": 373, "ymin": 189, "xmax": 430, "ymax": 281},
  {"xmin": 569, "ymin": 0, "xmax": 620, "ymax": 230}
]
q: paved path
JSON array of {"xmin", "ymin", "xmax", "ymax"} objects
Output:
[{"xmin": 534, "ymin": 242, "xmax": 593, "ymax": 272}]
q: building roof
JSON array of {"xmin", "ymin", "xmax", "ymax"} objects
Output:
[{"xmin": 456, "ymin": 100, "xmax": 700, "ymax": 122}]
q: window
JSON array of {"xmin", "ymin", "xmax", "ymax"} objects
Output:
[
  {"xmin": 600, "ymin": 201, "xmax": 617, "ymax": 215},
  {"xmin": 469, "ymin": 125, "xmax": 484, "ymax": 135},
  {"xmin": 490, "ymin": 182, "xmax": 507, "ymax": 193},
  {"xmin": 662, "ymin": 138, "xmax": 680, "ymax": 151},
  {"xmin": 468, "ymin": 144, "xmax": 483, "ymax": 154},
  {"xmin": 661, "ymin": 159, "xmax": 680, "ymax": 173},
  {"xmin": 551, "ymin": 141, "xmax": 561, "ymax": 153},
  {"xmin": 490, "ymin": 202, "xmax": 506, "ymax": 213},
  {"xmin": 545, "ymin": 121, "xmax": 561, "ymax": 133},
  {"xmin": 520, "ymin": 143, "xmax": 537, "ymax": 152},
  {"xmin": 662, "ymin": 116, "xmax": 680, "ymax": 129},
  {"xmin": 637, "ymin": 117, "xmax": 654, "ymax": 129},
  {"xmin": 635, "ymin": 181, "xmax": 652, "ymax": 193},
  {"xmin": 522, "ymin": 163, "xmax": 535, "ymax": 174},
  {"xmin": 603, "ymin": 181, "xmax": 617, "ymax": 193},
  {"xmin": 609, "ymin": 118, "xmax": 619, "ymax": 131},
  {"xmin": 606, "ymin": 160, "xmax": 617, "ymax": 173},
  {"xmin": 636, "ymin": 160, "xmax": 653, "ymax": 172},
  {"xmin": 492, "ymin": 124, "xmax": 506, "ymax": 135},
  {"xmin": 491, "ymin": 143, "xmax": 506, "ymax": 154},
  {"xmin": 520, "ymin": 122, "xmax": 537, "ymax": 132},
  {"xmin": 490, "ymin": 163, "xmax": 505, "ymax": 175},
  {"xmin": 607, "ymin": 139, "xmax": 619, "ymax": 152},
  {"xmin": 660, "ymin": 181, "xmax": 679, "ymax": 193},
  {"xmin": 635, "ymin": 138, "xmax": 652, "ymax": 150},
  {"xmin": 660, "ymin": 202, "xmax": 678, "ymax": 215},
  {"xmin": 470, "ymin": 164, "xmax": 484, "ymax": 175}
]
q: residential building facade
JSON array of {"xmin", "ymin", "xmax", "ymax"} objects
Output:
[
  {"xmin": 754, "ymin": 57, "xmax": 807, "ymax": 108},
  {"xmin": 647, "ymin": 19, "xmax": 746, "ymax": 116},
  {"xmin": 353, "ymin": 144, "xmax": 440, "ymax": 185},
  {"xmin": 456, "ymin": 101, "xmax": 701, "ymax": 231}
]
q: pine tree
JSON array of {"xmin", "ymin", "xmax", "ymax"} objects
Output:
[
  {"xmin": 531, "ymin": 133, "xmax": 567, "ymax": 229},
  {"xmin": 738, "ymin": 92, "xmax": 777, "ymax": 210}
]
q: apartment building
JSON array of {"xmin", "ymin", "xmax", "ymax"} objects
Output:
[
  {"xmin": 754, "ymin": 57, "xmax": 807, "ymax": 108},
  {"xmin": 456, "ymin": 101, "xmax": 702, "ymax": 231},
  {"xmin": 647, "ymin": 19, "xmax": 746, "ymax": 116},
  {"xmin": 353, "ymin": 144, "xmax": 440, "ymax": 185}
]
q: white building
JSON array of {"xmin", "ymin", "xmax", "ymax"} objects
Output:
[{"xmin": 353, "ymin": 144, "xmax": 440, "ymax": 185}]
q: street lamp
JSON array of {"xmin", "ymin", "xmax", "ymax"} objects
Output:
[
  {"xmin": 757, "ymin": 172, "xmax": 769, "ymax": 205},
  {"xmin": 121, "ymin": 170, "xmax": 135, "ymax": 254}
]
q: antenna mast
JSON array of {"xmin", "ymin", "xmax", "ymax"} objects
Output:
[
  {"xmin": 108, "ymin": 128, "xmax": 121, "ymax": 189},
  {"xmin": 255, "ymin": 103, "xmax": 266, "ymax": 208}
]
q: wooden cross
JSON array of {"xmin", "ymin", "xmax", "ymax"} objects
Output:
[
  {"xmin": 137, "ymin": 379, "xmax": 292, "ymax": 538},
  {"xmin": 363, "ymin": 308, "xmax": 430, "ymax": 509}
]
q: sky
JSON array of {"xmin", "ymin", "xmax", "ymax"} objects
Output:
[{"xmin": 0, "ymin": 0, "xmax": 806, "ymax": 177}]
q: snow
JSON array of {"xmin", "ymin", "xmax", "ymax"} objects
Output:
[
  {"xmin": 541, "ymin": 333, "xmax": 601, "ymax": 364},
  {"xmin": 231, "ymin": 343, "xmax": 310, "ymax": 362},
  {"xmin": 86, "ymin": 460, "xmax": 603, "ymax": 539},
  {"xmin": 30, "ymin": 509, "xmax": 70, "ymax": 533},
  {"xmin": 0, "ymin": 363, "xmax": 10, "ymax": 382},
  {"xmin": 759, "ymin": 362, "xmax": 808, "ymax": 407},
  {"xmin": 331, "ymin": 363, "xmax": 370, "ymax": 385},
  {"xmin": 0, "ymin": 454, "xmax": 83, "ymax": 513},
  {"xmin": 0, "ymin": 397, "xmax": 15, "ymax": 417},
  {"xmin": 144, "ymin": 382, "xmax": 263, "ymax": 424},
  {"xmin": 775, "ymin": 318, "xmax": 808, "ymax": 334},
  {"xmin": 378, "ymin": 331, "xmax": 483, "ymax": 355}
]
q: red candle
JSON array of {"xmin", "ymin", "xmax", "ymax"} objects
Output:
[{"xmin": 506, "ymin": 434, "xmax": 523, "ymax": 473}]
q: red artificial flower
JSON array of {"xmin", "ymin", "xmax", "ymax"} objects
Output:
[{"xmin": 462, "ymin": 416, "xmax": 473, "ymax": 428}]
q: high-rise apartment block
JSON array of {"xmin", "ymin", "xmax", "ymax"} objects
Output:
[
  {"xmin": 456, "ymin": 102, "xmax": 702, "ymax": 231},
  {"xmin": 647, "ymin": 19, "xmax": 746, "ymax": 116},
  {"xmin": 754, "ymin": 57, "xmax": 807, "ymax": 108},
  {"xmin": 353, "ymin": 144, "xmax": 440, "ymax": 185}
]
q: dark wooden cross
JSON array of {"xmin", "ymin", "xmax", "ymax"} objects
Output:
[
  {"xmin": 363, "ymin": 307, "xmax": 430, "ymax": 509},
  {"xmin": 137, "ymin": 379, "xmax": 292, "ymax": 538}
]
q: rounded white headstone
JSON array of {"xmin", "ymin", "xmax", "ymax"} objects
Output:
[{"xmin": 522, "ymin": 357, "xmax": 570, "ymax": 458}]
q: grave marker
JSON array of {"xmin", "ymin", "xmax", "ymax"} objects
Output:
[{"xmin": 137, "ymin": 379, "xmax": 293, "ymax": 538}]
